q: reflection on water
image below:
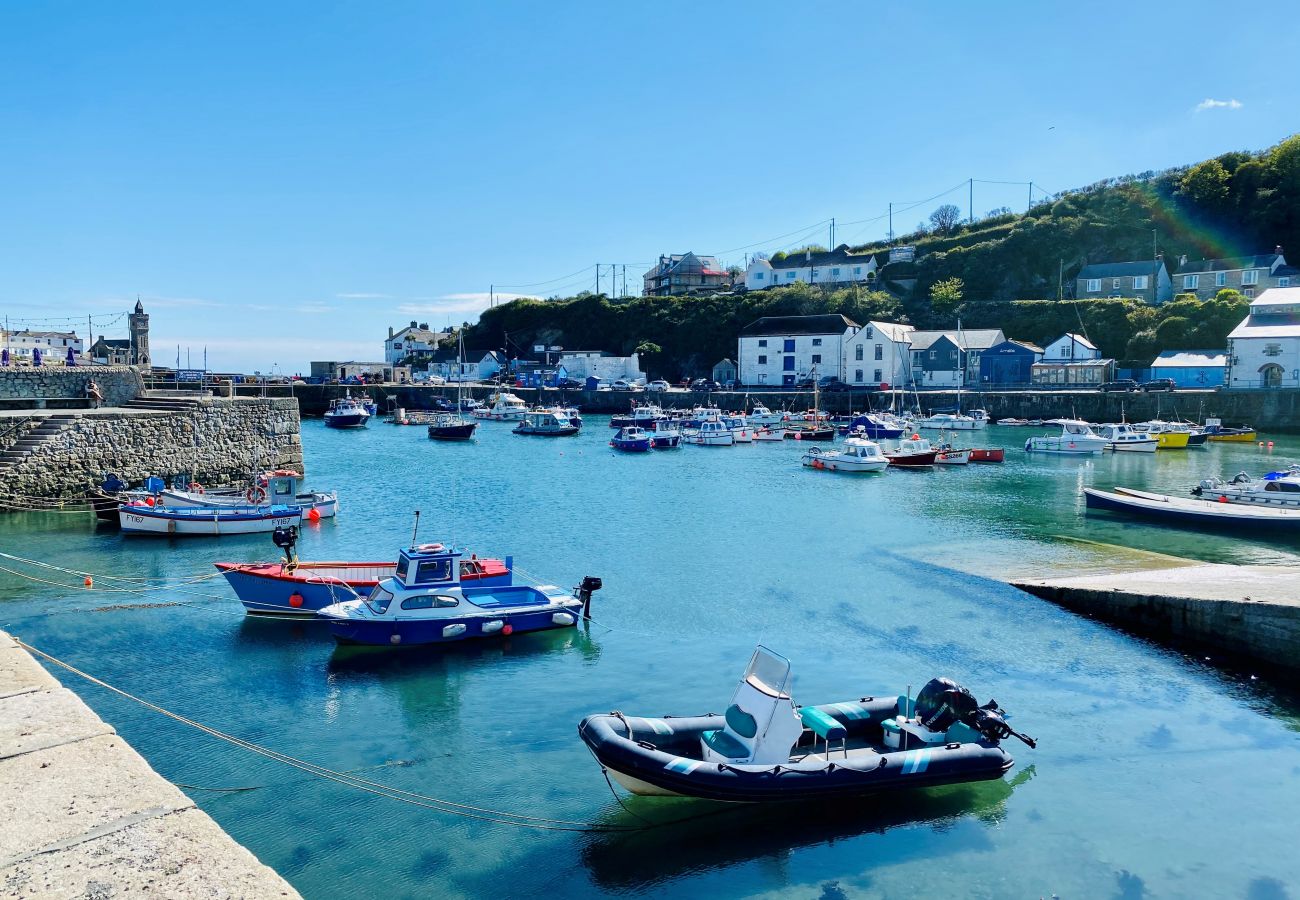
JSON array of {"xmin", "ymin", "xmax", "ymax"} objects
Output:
[{"xmin": 2, "ymin": 419, "xmax": 1299, "ymax": 897}]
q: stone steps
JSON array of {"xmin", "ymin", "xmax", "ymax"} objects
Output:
[
  {"xmin": 0, "ymin": 415, "xmax": 77, "ymax": 470},
  {"xmin": 124, "ymin": 396, "xmax": 202, "ymax": 413}
]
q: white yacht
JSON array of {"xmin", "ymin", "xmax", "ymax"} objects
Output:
[
  {"xmin": 1094, "ymin": 423, "xmax": 1157, "ymax": 453},
  {"xmin": 747, "ymin": 403, "xmax": 785, "ymax": 427},
  {"xmin": 1024, "ymin": 420, "xmax": 1109, "ymax": 455},
  {"xmin": 801, "ymin": 437, "xmax": 889, "ymax": 473},
  {"xmin": 473, "ymin": 392, "xmax": 528, "ymax": 421},
  {"xmin": 1194, "ymin": 466, "xmax": 1300, "ymax": 508},
  {"xmin": 916, "ymin": 412, "xmax": 984, "ymax": 431},
  {"xmin": 683, "ymin": 419, "xmax": 735, "ymax": 446}
]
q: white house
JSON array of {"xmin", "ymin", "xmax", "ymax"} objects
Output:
[
  {"xmin": 385, "ymin": 321, "xmax": 447, "ymax": 364},
  {"xmin": 475, "ymin": 350, "xmax": 506, "ymax": 381},
  {"xmin": 1042, "ymin": 333, "xmax": 1101, "ymax": 361},
  {"xmin": 737, "ymin": 314, "xmax": 858, "ymax": 386},
  {"xmin": 841, "ymin": 321, "xmax": 914, "ymax": 388},
  {"xmin": 556, "ymin": 351, "xmax": 643, "ymax": 382},
  {"xmin": 3, "ymin": 330, "xmax": 83, "ymax": 363},
  {"xmin": 1226, "ymin": 287, "xmax": 1300, "ymax": 389},
  {"xmin": 744, "ymin": 246, "xmax": 879, "ymax": 292}
]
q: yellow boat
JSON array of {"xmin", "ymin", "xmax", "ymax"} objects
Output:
[
  {"xmin": 1154, "ymin": 431, "xmax": 1189, "ymax": 449},
  {"xmin": 1203, "ymin": 417, "xmax": 1258, "ymax": 442},
  {"xmin": 1208, "ymin": 430, "xmax": 1257, "ymax": 442}
]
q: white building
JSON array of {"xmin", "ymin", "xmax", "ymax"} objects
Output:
[
  {"xmin": 385, "ymin": 321, "xmax": 447, "ymax": 364},
  {"xmin": 1042, "ymin": 333, "xmax": 1101, "ymax": 361},
  {"xmin": 475, "ymin": 351, "xmax": 506, "ymax": 381},
  {"xmin": 737, "ymin": 314, "xmax": 858, "ymax": 386},
  {"xmin": 744, "ymin": 246, "xmax": 879, "ymax": 292},
  {"xmin": 841, "ymin": 321, "xmax": 914, "ymax": 388},
  {"xmin": 1226, "ymin": 287, "xmax": 1300, "ymax": 389},
  {"xmin": 3, "ymin": 330, "xmax": 83, "ymax": 363},
  {"xmin": 556, "ymin": 351, "xmax": 643, "ymax": 382}
]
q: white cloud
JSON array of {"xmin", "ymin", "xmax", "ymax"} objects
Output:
[
  {"xmin": 336, "ymin": 292, "xmax": 390, "ymax": 299},
  {"xmin": 1195, "ymin": 98, "xmax": 1243, "ymax": 112},
  {"xmin": 293, "ymin": 303, "xmax": 335, "ymax": 314}
]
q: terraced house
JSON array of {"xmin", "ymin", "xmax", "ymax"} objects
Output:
[
  {"xmin": 743, "ymin": 245, "xmax": 878, "ymax": 291},
  {"xmin": 1075, "ymin": 259, "xmax": 1173, "ymax": 304},
  {"xmin": 1172, "ymin": 248, "xmax": 1296, "ymax": 300}
]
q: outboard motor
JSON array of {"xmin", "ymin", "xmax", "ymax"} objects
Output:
[
  {"xmin": 272, "ymin": 524, "xmax": 299, "ymax": 569},
  {"xmin": 575, "ymin": 576, "xmax": 602, "ymax": 619},
  {"xmin": 914, "ymin": 677, "xmax": 1036, "ymax": 748}
]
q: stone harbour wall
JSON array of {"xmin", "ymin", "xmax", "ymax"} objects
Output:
[
  {"xmin": 0, "ymin": 398, "xmax": 303, "ymax": 499},
  {"xmin": 0, "ymin": 366, "xmax": 144, "ymax": 408}
]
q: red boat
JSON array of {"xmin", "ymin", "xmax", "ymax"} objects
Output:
[
  {"xmin": 968, "ymin": 448, "xmax": 1005, "ymax": 463},
  {"xmin": 883, "ymin": 436, "xmax": 938, "ymax": 467}
]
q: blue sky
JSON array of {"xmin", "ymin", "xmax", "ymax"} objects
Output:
[{"xmin": 1, "ymin": 1, "xmax": 1294, "ymax": 372}]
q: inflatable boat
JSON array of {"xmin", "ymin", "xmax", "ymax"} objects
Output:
[{"xmin": 579, "ymin": 646, "xmax": 1034, "ymax": 802}]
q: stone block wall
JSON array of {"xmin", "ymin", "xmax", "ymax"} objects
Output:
[
  {"xmin": 0, "ymin": 366, "xmax": 144, "ymax": 407},
  {"xmin": 0, "ymin": 398, "xmax": 303, "ymax": 499}
]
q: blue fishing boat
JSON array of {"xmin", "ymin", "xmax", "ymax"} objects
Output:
[
  {"xmin": 119, "ymin": 502, "xmax": 302, "ymax": 536},
  {"xmin": 837, "ymin": 414, "xmax": 904, "ymax": 439},
  {"xmin": 318, "ymin": 542, "xmax": 601, "ymax": 646},
  {"xmin": 610, "ymin": 426, "xmax": 652, "ymax": 452},
  {"xmin": 324, "ymin": 394, "xmax": 371, "ymax": 428}
]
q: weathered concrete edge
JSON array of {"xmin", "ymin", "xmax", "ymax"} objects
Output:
[
  {"xmin": 1010, "ymin": 581, "xmax": 1300, "ymax": 672},
  {"xmin": 0, "ymin": 630, "xmax": 301, "ymax": 898}
]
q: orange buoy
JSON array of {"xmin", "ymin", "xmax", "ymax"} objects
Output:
[
  {"xmin": 1218, "ymin": 495, "xmax": 1229, "ymax": 503},
  {"xmin": 144, "ymin": 496, "xmax": 155, "ymax": 507},
  {"xmin": 502, "ymin": 623, "xmax": 513, "ymax": 636},
  {"xmin": 83, "ymin": 576, "xmax": 93, "ymax": 587},
  {"xmin": 307, "ymin": 507, "xmax": 321, "ymax": 522},
  {"xmin": 288, "ymin": 593, "xmax": 304, "ymax": 608}
]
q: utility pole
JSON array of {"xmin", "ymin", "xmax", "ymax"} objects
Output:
[
  {"xmin": 489, "ymin": 284, "xmax": 494, "ymax": 308},
  {"xmin": 829, "ymin": 218, "xmax": 835, "ymax": 249},
  {"xmin": 968, "ymin": 178, "xmax": 974, "ymax": 226},
  {"xmin": 1057, "ymin": 259, "xmax": 1064, "ymax": 301},
  {"xmin": 1152, "ymin": 228, "xmax": 1158, "ymax": 261},
  {"xmin": 888, "ymin": 203, "xmax": 893, "ymax": 242},
  {"xmin": 1028, "ymin": 182, "xmax": 1034, "ymax": 213},
  {"xmin": 595, "ymin": 264, "xmax": 600, "ymax": 296}
]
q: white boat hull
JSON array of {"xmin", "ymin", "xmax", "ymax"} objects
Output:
[
  {"xmin": 160, "ymin": 490, "xmax": 338, "ymax": 518},
  {"xmin": 801, "ymin": 452, "xmax": 887, "ymax": 472},
  {"xmin": 120, "ymin": 506, "xmax": 303, "ymax": 536},
  {"xmin": 1025, "ymin": 437, "xmax": 1108, "ymax": 454},
  {"xmin": 684, "ymin": 431, "xmax": 735, "ymax": 446}
]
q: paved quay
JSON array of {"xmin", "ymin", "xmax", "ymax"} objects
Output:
[
  {"xmin": 1012, "ymin": 564, "xmax": 1300, "ymax": 671},
  {"xmin": 0, "ymin": 630, "xmax": 299, "ymax": 898}
]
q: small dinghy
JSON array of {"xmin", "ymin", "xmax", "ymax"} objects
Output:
[
  {"xmin": 968, "ymin": 448, "xmax": 1004, "ymax": 463},
  {"xmin": 319, "ymin": 540, "xmax": 601, "ymax": 646},
  {"xmin": 579, "ymin": 646, "xmax": 1033, "ymax": 802}
]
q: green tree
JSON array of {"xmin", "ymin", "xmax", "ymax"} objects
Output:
[
  {"xmin": 1178, "ymin": 159, "xmax": 1231, "ymax": 211},
  {"xmin": 929, "ymin": 204, "xmax": 962, "ymax": 234},
  {"xmin": 929, "ymin": 277, "xmax": 964, "ymax": 314}
]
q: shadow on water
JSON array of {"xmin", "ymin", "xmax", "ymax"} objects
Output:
[
  {"xmin": 576, "ymin": 767, "xmax": 1035, "ymax": 891},
  {"xmin": 322, "ymin": 623, "xmax": 602, "ymax": 676}
]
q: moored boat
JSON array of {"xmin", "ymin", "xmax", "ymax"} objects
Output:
[
  {"xmin": 318, "ymin": 542, "xmax": 600, "ymax": 647},
  {"xmin": 934, "ymin": 444, "xmax": 971, "ymax": 465},
  {"xmin": 1024, "ymin": 420, "xmax": 1109, "ymax": 454},
  {"xmin": 1202, "ymin": 417, "xmax": 1257, "ymax": 442},
  {"xmin": 578, "ymin": 646, "xmax": 1033, "ymax": 802},
  {"xmin": 159, "ymin": 469, "xmax": 338, "ymax": 519},
  {"xmin": 837, "ymin": 414, "xmax": 904, "ymax": 439},
  {"xmin": 649, "ymin": 419, "xmax": 681, "ymax": 449},
  {"xmin": 1093, "ymin": 423, "xmax": 1158, "ymax": 453},
  {"xmin": 473, "ymin": 392, "xmax": 529, "ymax": 421},
  {"xmin": 1084, "ymin": 486, "xmax": 1300, "ymax": 530},
  {"xmin": 324, "ymin": 394, "xmax": 371, "ymax": 429},
  {"xmin": 801, "ymin": 437, "xmax": 889, "ymax": 473},
  {"xmin": 883, "ymin": 435, "xmax": 937, "ymax": 467},
  {"xmin": 610, "ymin": 425, "xmax": 653, "ymax": 452},
  {"xmin": 968, "ymin": 448, "xmax": 1004, "ymax": 463},
  {"xmin": 916, "ymin": 412, "xmax": 983, "ymax": 431},
  {"xmin": 1193, "ymin": 466, "xmax": 1300, "ymax": 508},
  {"xmin": 682, "ymin": 419, "xmax": 735, "ymax": 446},
  {"xmin": 513, "ymin": 410, "xmax": 580, "ymax": 437},
  {"xmin": 119, "ymin": 503, "xmax": 302, "ymax": 536},
  {"xmin": 752, "ymin": 426, "xmax": 786, "ymax": 441}
]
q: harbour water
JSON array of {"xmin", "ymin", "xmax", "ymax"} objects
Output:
[{"xmin": 4, "ymin": 419, "xmax": 1300, "ymax": 898}]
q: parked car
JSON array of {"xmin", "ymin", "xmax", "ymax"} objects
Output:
[
  {"xmin": 1099, "ymin": 379, "xmax": 1139, "ymax": 393},
  {"xmin": 1140, "ymin": 378, "xmax": 1176, "ymax": 392},
  {"xmin": 690, "ymin": 378, "xmax": 722, "ymax": 392},
  {"xmin": 556, "ymin": 377, "xmax": 584, "ymax": 390},
  {"xmin": 821, "ymin": 379, "xmax": 852, "ymax": 393},
  {"xmin": 646, "ymin": 379, "xmax": 670, "ymax": 392},
  {"xmin": 794, "ymin": 376, "xmax": 816, "ymax": 389},
  {"xmin": 611, "ymin": 379, "xmax": 642, "ymax": 392}
]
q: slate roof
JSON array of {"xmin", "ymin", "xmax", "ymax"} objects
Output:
[
  {"xmin": 1050, "ymin": 332, "xmax": 1098, "ymax": 351},
  {"xmin": 769, "ymin": 245, "xmax": 879, "ymax": 271},
  {"xmin": 1077, "ymin": 260, "xmax": 1166, "ymax": 279},
  {"xmin": 908, "ymin": 329, "xmax": 1005, "ymax": 352},
  {"xmin": 1174, "ymin": 253, "xmax": 1282, "ymax": 274},
  {"xmin": 739, "ymin": 314, "xmax": 859, "ymax": 337}
]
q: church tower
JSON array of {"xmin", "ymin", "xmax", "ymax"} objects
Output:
[{"xmin": 128, "ymin": 299, "xmax": 150, "ymax": 366}]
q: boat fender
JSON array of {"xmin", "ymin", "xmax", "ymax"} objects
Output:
[
  {"xmin": 442, "ymin": 623, "xmax": 468, "ymax": 638},
  {"xmin": 481, "ymin": 620, "xmax": 504, "ymax": 634},
  {"xmin": 552, "ymin": 612, "xmax": 576, "ymax": 626},
  {"xmin": 307, "ymin": 508, "xmax": 321, "ymax": 522},
  {"xmin": 166, "ymin": 519, "xmax": 176, "ymax": 534},
  {"xmin": 188, "ymin": 482, "xmax": 204, "ymax": 494},
  {"xmin": 390, "ymin": 634, "xmax": 401, "ymax": 645},
  {"xmin": 288, "ymin": 592, "xmax": 304, "ymax": 608},
  {"xmin": 246, "ymin": 486, "xmax": 267, "ymax": 504},
  {"xmin": 502, "ymin": 623, "xmax": 513, "ymax": 636},
  {"xmin": 1219, "ymin": 495, "xmax": 1228, "ymax": 503}
]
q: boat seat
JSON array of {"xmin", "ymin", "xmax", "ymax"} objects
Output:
[
  {"xmin": 701, "ymin": 729, "xmax": 748, "ymax": 760},
  {"xmin": 799, "ymin": 707, "xmax": 847, "ymax": 757},
  {"xmin": 700, "ymin": 703, "xmax": 758, "ymax": 761},
  {"xmin": 945, "ymin": 721, "xmax": 983, "ymax": 744}
]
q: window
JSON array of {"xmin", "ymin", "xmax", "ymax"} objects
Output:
[
  {"xmin": 365, "ymin": 587, "xmax": 395, "ymax": 615},
  {"xmin": 1086, "ymin": 279, "xmax": 1101, "ymax": 292},
  {"xmin": 1184, "ymin": 274, "xmax": 1199, "ymax": 289},
  {"xmin": 783, "ymin": 339, "xmax": 795, "ymax": 352},
  {"xmin": 812, "ymin": 338, "xmax": 822, "ymax": 346},
  {"xmin": 1281, "ymin": 277, "xmax": 1292, "ymax": 287},
  {"xmin": 929, "ymin": 350, "xmax": 936, "ymax": 360},
  {"xmin": 1134, "ymin": 275, "xmax": 1149, "ymax": 290},
  {"xmin": 1245, "ymin": 288, "xmax": 1256, "ymax": 298},
  {"xmin": 1242, "ymin": 269, "xmax": 1259, "ymax": 285},
  {"xmin": 755, "ymin": 272, "xmax": 764, "ymax": 281},
  {"xmin": 758, "ymin": 373, "xmax": 767, "ymax": 384},
  {"xmin": 853, "ymin": 266, "xmax": 861, "ymax": 275},
  {"xmin": 831, "ymin": 268, "xmax": 840, "ymax": 278},
  {"xmin": 873, "ymin": 369, "xmax": 882, "ymax": 382},
  {"xmin": 855, "ymin": 345, "xmax": 864, "ymax": 361},
  {"xmin": 874, "ymin": 344, "xmax": 883, "ymax": 360},
  {"xmin": 854, "ymin": 369, "xmax": 863, "ymax": 382},
  {"xmin": 757, "ymin": 355, "xmax": 767, "ymax": 365},
  {"xmin": 783, "ymin": 357, "xmax": 795, "ymax": 371},
  {"xmin": 786, "ymin": 271, "xmax": 796, "ymax": 280},
  {"xmin": 1113, "ymin": 278, "xmax": 1122, "ymax": 290},
  {"xmin": 757, "ymin": 339, "xmax": 767, "ymax": 348},
  {"xmin": 1215, "ymin": 271, "xmax": 1227, "ymax": 287},
  {"xmin": 811, "ymin": 354, "xmax": 822, "ymax": 364},
  {"xmin": 400, "ymin": 594, "xmax": 459, "ymax": 610}
]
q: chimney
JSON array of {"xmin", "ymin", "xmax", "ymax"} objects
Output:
[
  {"xmin": 1276, "ymin": 245, "xmax": 1283, "ymax": 256},
  {"xmin": 420, "ymin": 323, "xmax": 429, "ymax": 331},
  {"xmin": 1179, "ymin": 254, "xmax": 1187, "ymax": 267},
  {"xmin": 410, "ymin": 320, "xmax": 418, "ymax": 329},
  {"xmin": 388, "ymin": 326, "xmax": 394, "ymax": 339}
]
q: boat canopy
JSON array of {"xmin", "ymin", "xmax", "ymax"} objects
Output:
[{"xmin": 395, "ymin": 544, "xmax": 463, "ymax": 589}]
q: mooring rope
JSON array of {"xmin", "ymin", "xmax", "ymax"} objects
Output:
[{"xmin": 15, "ymin": 639, "xmax": 657, "ymax": 833}]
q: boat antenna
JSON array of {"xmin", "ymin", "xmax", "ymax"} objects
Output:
[{"xmin": 410, "ymin": 510, "xmax": 421, "ymax": 548}]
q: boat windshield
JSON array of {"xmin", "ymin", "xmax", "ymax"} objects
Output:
[
  {"xmin": 366, "ymin": 586, "xmax": 394, "ymax": 614},
  {"xmin": 744, "ymin": 645, "xmax": 791, "ymax": 698}
]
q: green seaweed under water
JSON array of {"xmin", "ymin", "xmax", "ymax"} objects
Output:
[{"xmin": 3, "ymin": 419, "xmax": 1300, "ymax": 898}]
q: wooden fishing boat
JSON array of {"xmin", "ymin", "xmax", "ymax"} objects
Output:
[
  {"xmin": 1084, "ymin": 486, "xmax": 1300, "ymax": 530},
  {"xmin": 119, "ymin": 503, "xmax": 302, "ymax": 536},
  {"xmin": 883, "ymin": 436, "xmax": 937, "ymax": 467}
]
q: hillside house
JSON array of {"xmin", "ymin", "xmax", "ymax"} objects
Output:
[
  {"xmin": 1075, "ymin": 260, "xmax": 1173, "ymax": 304},
  {"xmin": 385, "ymin": 322, "xmax": 447, "ymax": 365},
  {"xmin": 1226, "ymin": 287, "xmax": 1300, "ymax": 389},
  {"xmin": 643, "ymin": 253, "xmax": 731, "ymax": 297},
  {"xmin": 1173, "ymin": 249, "xmax": 1292, "ymax": 300},
  {"xmin": 841, "ymin": 321, "xmax": 913, "ymax": 388},
  {"xmin": 737, "ymin": 314, "xmax": 858, "ymax": 386},
  {"xmin": 744, "ymin": 246, "xmax": 879, "ymax": 291},
  {"xmin": 89, "ymin": 337, "xmax": 132, "ymax": 365},
  {"xmin": 1043, "ymin": 333, "xmax": 1101, "ymax": 361}
]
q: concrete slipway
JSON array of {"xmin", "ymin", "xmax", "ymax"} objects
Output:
[{"xmin": 0, "ymin": 629, "xmax": 299, "ymax": 898}]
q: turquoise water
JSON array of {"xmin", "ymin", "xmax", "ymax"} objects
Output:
[{"xmin": 4, "ymin": 420, "xmax": 1300, "ymax": 898}]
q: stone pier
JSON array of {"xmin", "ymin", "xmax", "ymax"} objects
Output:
[
  {"xmin": 0, "ymin": 630, "xmax": 299, "ymax": 897},
  {"xmin": 1012, "ymin": 564, "xmax": 1300, "ymax": 671}
]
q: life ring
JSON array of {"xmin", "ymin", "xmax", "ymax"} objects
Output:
[
  {"xmin": 417, "ymin": 543, "xmax": 445, "ymax": 553},
  {"xmin": 246, "ymin": 486, "xmax": 267, "ymax": 504},
  {"xmin": 188, "ymin": 482, "xmax": 204, "ymax": 494},
  {"xmin": 272, "ymin": 469, "xmax": 300, "ymax": 477}
]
